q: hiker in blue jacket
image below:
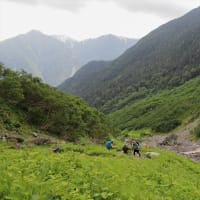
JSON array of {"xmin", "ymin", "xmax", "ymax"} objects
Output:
[{"xmin": 106, "ymin": 140, "xmax": 113, "ymax": 150}]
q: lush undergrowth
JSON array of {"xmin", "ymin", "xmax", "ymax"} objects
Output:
[
  {"xmin": 0, "ymin": 142, "xmax": 199, "ymax": 200},
  {"xmin": 109, "ymin": 76, "xmax": 200, "ymax": 132},
  {"xmin": 121, "ymin": 129, "xmax": 152, "ymax": 140}
]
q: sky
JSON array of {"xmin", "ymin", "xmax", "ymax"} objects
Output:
[{"xmin": 0, "ymin": 0, "xmax": 199, "ymax": 41}]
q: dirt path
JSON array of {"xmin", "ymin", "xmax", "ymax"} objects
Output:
[
  {"xmin": 181, "ymin": 148, "xmax": 200, "ymax": 154},
  {"xmin": 143, "ymin": 119, "xmax": 200, "ymax": 161}
]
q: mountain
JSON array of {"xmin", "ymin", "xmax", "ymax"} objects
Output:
[
  {"xmin": 0, "ymin": 31, "xmax": 137, "ymax": 86},
  {"xmin": 59, "ymin": 7, "xmax": 200, "ymax": 114}
]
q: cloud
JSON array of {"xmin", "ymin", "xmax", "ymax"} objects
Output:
[
  {"xmin": 4, "ymin": 0, "xmax": 88, "ymax": 12},
  {"xmin": 5, "ymin": 0, "xmax": 37, "ymax": 5},
  {"xmin": 112, "ymin": 0, "xmax": 199, "ymax": 18},
  {"xmin": 114, "ymin": 0, "xmax": 187, "ymax": 18},
  {"xmin": 4, "ymin": 0, "xmax": 199, "ymax": 17},
  {"xmin": 41, "ymin": 0, "xmax": 87, "ymax": 12}
]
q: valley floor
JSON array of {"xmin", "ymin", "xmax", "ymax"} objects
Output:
[
  {"xmin": 143, "ymin": 119, "xmax": 200, "ymax": 161},
  {"xmin": 0, "ymin": 141, "xmax": 200, "ymax": 200}
]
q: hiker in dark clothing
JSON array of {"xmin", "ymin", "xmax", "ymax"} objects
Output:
[
  {"xmin": 132, "ymin": 140, "xmax": 141, "ymax": 157},
  {"xmin": 122, "ymin": 143, "xmax": 129, "ymax": 154}
]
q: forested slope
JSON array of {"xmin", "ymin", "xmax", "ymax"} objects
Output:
[
  {"xmin": 0, "ymin": 64, "xmax": 113, "ymax": 141},
  {"xmin": 60, "ymin": 7, "xmax": 200, "ymax": 114},
  {"xmin": 109, "ymin": 76, "xmax": 200, "ymax": 132}
]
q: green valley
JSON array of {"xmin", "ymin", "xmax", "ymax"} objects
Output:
[
  {"xmin": 59, "ymin": 7, "xmax": 200, "ymax": 135},
  {"xmin": 0, "ymin": 4, "xmax": 200, "ymax": 200}
]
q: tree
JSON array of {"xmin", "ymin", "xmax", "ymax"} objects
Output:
[{"xmin": 0, "ymin": 72, "xmax": 24, "ymax": 105}]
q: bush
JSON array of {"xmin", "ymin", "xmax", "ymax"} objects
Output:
[
  {"xmin": 194, "ymin": 124, "xmax": 200, "ymax": 137},
  {"xmin": 153, "ymin": 119, "xmax": 181, "ymax": 133}
]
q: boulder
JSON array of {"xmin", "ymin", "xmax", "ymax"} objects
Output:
[
  {"xmin": 1, "ymin": 136, "xmax": 7, "ymax": 142},
  {"xmin": 52, "ymin": 145, "xmax": 63, "ymax": 153},
  {"xmin": 159, "ymin": 134, "xmax": 178, "ymax": 146},
  {"xmin": 34, "ymin": 138, "xmax": 51, "ymax": 145},
  {"xmin": 145, "ymin": 152, "xmax": 160, "ymax": 158},
  {"xmin": 6, "ymin": 136, "xmax": 24, "ymax": 143},
  {"xmin": 32, "ymin": 132, "xmax": 38, "ymax": 137}
]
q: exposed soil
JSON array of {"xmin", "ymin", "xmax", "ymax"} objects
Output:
[{"xmin": 143, "ymin": 119, "xmax": 200, "ymax": 162}]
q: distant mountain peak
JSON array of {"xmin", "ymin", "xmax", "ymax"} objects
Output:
[
  {"xmin": 81, "ymin": 34, "xmax": 137, "ymax": 42},
  {"xmin": 0, "ymin": 31, "xmax": 137, "ymax": 86},
  {"xmin": 16, "ymin": 30, "xmax": 47, "ymax": 40},
  {"xmin": 26, "ymin": 30, "xmax": 44, "ymax": 35},
  {"xmin": 53, "ymin": 35, "xmax": 77, "ymax": 43},
  {"xmin": 97, "ymin": 34, "xmax": 132, "ymax": 39}
]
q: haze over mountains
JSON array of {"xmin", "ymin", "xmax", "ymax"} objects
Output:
[
  {"xmin": 59, "ymin": 7, "xmax": 200, "ymax": 112},
  {"xmin": 0, "ymin": 31, "xmax": 137, "ymax": 86}
]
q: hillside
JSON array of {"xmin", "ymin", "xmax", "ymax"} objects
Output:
[
  {"xmin": 60, "ymin": 7, "xmax": 200, "ymax": 113},
  {"xmin": 0, "ymin": 31, "xmax": 137, "ymax": 86},
  {"xmin": 0, "ymin": 143, "xmax": 199, "ymax": 199},
  {"xmin": 0, "ymin": 64, "xmax": 113, "ymax": 141},
  {"xmin": 109, "ymin": 76, "xmax": 200, "ymax": 132}
]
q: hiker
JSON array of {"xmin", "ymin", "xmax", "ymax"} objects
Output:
[
  {"xmin": 132, "ymin": 140, "xmax": 141, "ymax": 157},
  {"xmin": 122, "ymin": 143, "xmax": 129, "ymax": 154},
  {"xmin": 105, "ymin": 140, "xmax": 113, "ymax": 150}
]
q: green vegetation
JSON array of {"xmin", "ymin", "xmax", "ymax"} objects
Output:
[
  {"xmin": 0, "ymin": 64, "xmax": 114, "ymax": 141},
  {"xmin": 0, "ymin": 142, "xmax": 199, "ymax": 200},
  {"xmin": 121, "ymin": 129, "xmax": 152, "ymax": 140},
  {"xmin": 193, "ymin": 124, "xmax": 200, "ymax": 138},
  {"xmin": 109, "ymin": 76, "xmax": 200, "ymax": 132}
]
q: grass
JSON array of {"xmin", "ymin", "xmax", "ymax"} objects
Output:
[
  {"xmin": 121, "ymin": 128, "xmax": 152, "ymax": 140},
  {"xmin": 0, "ymin": 142, "xmax": 199, "ymax": 200}
]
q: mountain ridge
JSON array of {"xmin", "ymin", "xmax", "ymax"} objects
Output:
[
  {"xmin": 0, "ymin": 31, "xmax": 137, "ymax": 86},
  {"xmin": 59, "ymin": 6, "xmax": 200, "ymax": 114}
]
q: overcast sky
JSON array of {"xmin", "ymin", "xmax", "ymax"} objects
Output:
[{"xmin": 0, "ymin": 0, "xmax": 199, "ymax": 41}]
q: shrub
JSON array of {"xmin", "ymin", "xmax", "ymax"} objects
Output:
[
  {"xmin": 153, "ymin": 119, "xmax": 181, "ymax": 132},
  {"xmin": 194, "ymin": 124, "xmax": 200, "ymax": 137}
]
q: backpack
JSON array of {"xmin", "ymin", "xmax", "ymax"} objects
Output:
[{"xmin": 133, "ymin": 141, "xmax": 140, "ymax": 150}]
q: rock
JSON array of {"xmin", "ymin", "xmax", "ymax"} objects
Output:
[
  {"xmin": 34, "ymin": 138, "xmax": 51, "ymax": 145},
  {"xmin": 10, "ymin": 143, "xmax": 22, "ymax": 150},
  {"xmin": 2, "ymin": 136, "xmax": 7, "ymax": 142},
  {"xmin": 32, "ymin": 132, "xmax": 38, "ymax": 137},
  {"xmin": 52, "ymin": 145, "xmax": 63, "ymax": 153},
  {"xmin": 189, "ymin": 153, "xmax": 200, "ymax": 161},
  {"xmin": 27, "ymin": 143, "xmax": 33, "ymax": 148},
  {"xmin": 145, "ymin": 152, "xmax": 160, "ymax": 158},
  {"xmin": 15, "ymin": 143, "xmax": 21, "ymax": 150},
  {"xmin": 159, "ymin": 134, "xmax": 178, "ymax": 146},
  {"xmin": 15, "ymin": 137, "xmax": 24, "ymax": 143},
  {"xmin": 6, "ymin": 136, "xmax": 24, "ymax": 143}
]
